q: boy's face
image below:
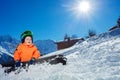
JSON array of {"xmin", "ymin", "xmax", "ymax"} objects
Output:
[{"xmin": 24, "ymin": 36, "xmax": 32, "ymax": 45}]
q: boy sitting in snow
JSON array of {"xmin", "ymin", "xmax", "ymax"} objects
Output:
[{"xmin": 14, "ymin": 30, "xmax": 40, "ymax": 68}]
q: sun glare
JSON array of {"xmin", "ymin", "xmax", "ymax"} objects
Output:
[
  {"xmin": 65, "ymin": 0, "xmax": 93, "ymax": 18},
  {"xmin": 77, "ymin": 1, "xmax": 90, "ymax": 13}
]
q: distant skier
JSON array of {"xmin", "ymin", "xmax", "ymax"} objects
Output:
[{"xmin": 14, "ymin": 30, "xmax": 40, "ymax": 68}]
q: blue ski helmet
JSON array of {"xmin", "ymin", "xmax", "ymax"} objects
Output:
[{"xmin": 20, "ymin": 30, "xmax": 33, "ymax": 43}]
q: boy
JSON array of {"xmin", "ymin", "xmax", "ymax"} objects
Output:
[{"xmin": 14, "ymin": 30, "xmax": 40, "ymax": 67}]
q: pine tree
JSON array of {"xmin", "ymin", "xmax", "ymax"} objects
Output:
[
  {"xmin": 88, "ymin": 29, "xmax": 96, "ymax": 37},
  {"xmin": 117, "ymin": 17, "xmax": 120, "ymax": 28}
]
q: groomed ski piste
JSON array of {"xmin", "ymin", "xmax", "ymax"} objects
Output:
[{"xmin": 0, "ymin": 28, "xmax": 120, "ymax": 80}]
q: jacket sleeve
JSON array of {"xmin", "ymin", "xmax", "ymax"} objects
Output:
[
  {"xmin": 33, "ymin": 47, "xmax": 40, "ymax": 60},
  {"xmin": 14, "ymin": 45, "xmax": 22, "ymax": 61}
]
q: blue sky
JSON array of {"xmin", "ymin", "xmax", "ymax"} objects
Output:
[{"xmin": 0, "ymin": 0, "xmax": 120, "ymax": 41}]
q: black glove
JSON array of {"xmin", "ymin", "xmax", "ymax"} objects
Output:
[
  {"xmin": 30, "ymin": 58, "xmax": 36, "ymax": 64},
  {"xmin": 15, "ymin": 61, "xmax": 21, "ymax": 67}
]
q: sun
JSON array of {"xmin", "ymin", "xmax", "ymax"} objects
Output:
[
  {"xmin": 77, "ymin": 1, "xmax": 90, "ymax": 13},
  {"xmin": 73, "ymin": 0, "xmax": 91, "ymax": 16},
  {"xmin": 64, "ymin": 0, "xmax": 92, "ymax": 18}
]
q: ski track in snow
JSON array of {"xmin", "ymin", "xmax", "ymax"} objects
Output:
[{"xmin": 1, "ymin": 30, "xmax": 120, "ymax": 80}]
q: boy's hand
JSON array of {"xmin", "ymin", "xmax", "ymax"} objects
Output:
[
  {"xmin": 15, "ymin": 61, "xmax": 21, "ymax": 67},
  {"xmin": 30, "ymin": 57, "xmax": 36, "ymax": 64}
]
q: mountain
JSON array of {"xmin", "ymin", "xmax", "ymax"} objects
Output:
[
  {"xmin": 0, "ymin": 35, "xmax": 20, "ymax": 53},
  {"xmin": 0, "ymin": 35, "xmax": 19, "ymax": 65},
  {"xmin": 34, "ymin": 40, "xmax": 57, "ymax": 55},
  {"xmin": 1, "ymin": 28, "xmax": 120, "ymax": 80}
]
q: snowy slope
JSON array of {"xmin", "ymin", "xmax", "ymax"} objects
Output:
[
  {"xmin": 0, "ymin": 46, "xmax": 14, "ymax": 65},
  {"xmin": 0, "ymin": 28, "xmax": 120, "ymax": 80}
]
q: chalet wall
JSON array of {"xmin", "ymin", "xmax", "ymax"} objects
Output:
[{"xmin": 56, "ymin": 38, "xmax": 84, "ymax": 50}]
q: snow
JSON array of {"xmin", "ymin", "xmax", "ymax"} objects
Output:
[
  {"xmin": 0, "ymin": 46, "xmax": 13, "ymax": 58},
  {"xmin": 0, "ymin": 28, "xmax": 120, "ymax": 80}
]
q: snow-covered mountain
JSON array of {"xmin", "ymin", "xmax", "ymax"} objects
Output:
[
  {"xmin": 0, "ymin": 35, "xmax": 19, "ymax": 65},
  {"xmin": 0, "ymin": 28, "xmax": 120, "ymax": 80},
  {"xmin": 34, "ymin": 40, "xmax": 57, "ymax": 55},
  {"xmin": 0, "ymin": 35, "xmax": 19, "ymax": 53}
]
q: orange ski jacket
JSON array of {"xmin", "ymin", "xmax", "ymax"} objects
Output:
[{"xmin": 14, "ymin": 43, "xmax": 40, "ymax": 62}]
